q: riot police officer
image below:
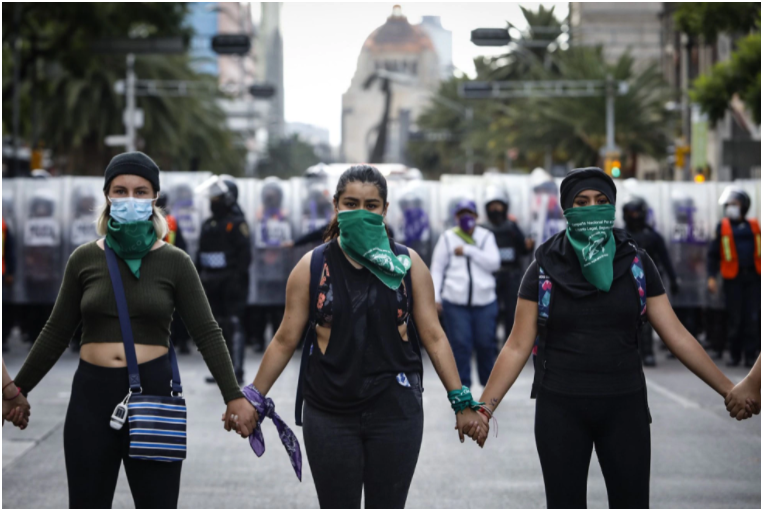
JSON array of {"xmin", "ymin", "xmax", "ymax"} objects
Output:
[
  {"xmin": 623, "ymin": 197, "xmax": 679, "ymax": 366},
  {"xmin": 196, "ymin": 175, "xmax": 252, "ymax": 383},
  {"xmin": 707, "ymin": 187, "xmax": 761, "ymax": 367},
  {"xmin": 482, "ymin": 188, "xmax": 532, "ymax": 349}
]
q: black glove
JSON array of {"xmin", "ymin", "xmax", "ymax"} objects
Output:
[{"xmin": 670, "ymin": 280, "xmax": 680, "ymax": 295}]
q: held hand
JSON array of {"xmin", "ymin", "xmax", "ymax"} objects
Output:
[
  {"xmin": 455, "ymin": 408, "xmax": 487, "ymax": 445},
  {"xmin": 2, "ymin": 392, "xmax": 31, "ymax": 430},
  {"xmin": 725, "ymin": 377, "xmax": 761, "ymax": 419},
  {"xmin": 222, "ymin": 398, "xmax": 259, "ymax": 438},
  {"xmin": 454, "ymin": 246, "xmax": 465, "ymax": 257},
  {"xmin": 525, "ymin": 238, "xmax": 535, "ymax": 251},
  {"xmin": 707, "ymin": 277, "xmax": 718, "ymax": 294}
]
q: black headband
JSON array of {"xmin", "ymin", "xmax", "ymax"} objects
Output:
[{"xmin": 560, "ymin": 167, "xmax": 616, "ymax": 210}]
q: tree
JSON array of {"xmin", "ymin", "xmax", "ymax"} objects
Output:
[
  {"xmin": 255, "ymin": 135, "xmax": 320, "ymax": 179},
  {"xmin": 2, "ymin": 3, "xmax": 245, "ymax": 174},
  {"xmin": 675, "ymin": 3, "xmax": 761, "ymax": 125}
]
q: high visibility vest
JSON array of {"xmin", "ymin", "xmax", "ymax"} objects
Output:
[
  {"xmin": 2, "ymin": 217, "xmax": 6, "ymax": 275},
  {"xmin": 164, "ymin": 215, "xmax": 178, "ymax": 245},
  {"xmin": 720, "ymin": 217, "xmax": 761, "ymax": 279}
]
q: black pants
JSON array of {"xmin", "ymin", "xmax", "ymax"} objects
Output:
[
  {"xmin": 302, "ymin": 375, "xmax": 424, "ymax": 509},
  {"xmin": 724, "ymin": 273, "xmax": 761, "ymax": 362},
  {"xmin": 535, "ymin": 388, "xmax": 651, "ymax": 509},
  {"xmin": 247, "ymin": 305, "xmax": 285, "ymax": 349},
  {"xmin": 64, "ymin": 355, "xmax": 182, "ymax": 509},
  {"xmin": 202, "ymin": 272, "xmax": 246, "ymax": 380},
  {"xmin": 496, "ymin": 270, "xmax": 521, "ymax": 348}
]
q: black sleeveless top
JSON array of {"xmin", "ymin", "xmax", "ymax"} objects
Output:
[{"xmin": 304, "ymin": 239, "xmax": 422, "ymax": 414}]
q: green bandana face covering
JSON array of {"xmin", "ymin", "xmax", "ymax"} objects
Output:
[
  {"xmin": 563, "ymin": 204, "xmax": 616, "ymax": 292},
  {"xmin": 337, "ymin": 209, "xmax": 411, "ymax": 290},
  {"xmin": 105, "ymin": 218, "xmax": 157, "ymax": 279}
]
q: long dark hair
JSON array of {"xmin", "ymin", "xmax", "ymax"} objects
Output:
[{"xmin": 323, "ymin": 164, "xmax": 390, "ymax": 242}]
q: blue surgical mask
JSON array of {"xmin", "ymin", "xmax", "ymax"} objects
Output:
[{"xmin": 108, "ymin": 197, "xmax": 155, "ymax": 223}]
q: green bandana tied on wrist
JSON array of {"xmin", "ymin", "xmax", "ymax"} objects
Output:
[
  {"xmin": 563, "ymin": 204, "xmax": 617, "ymax": 292},
  {"xmin": 337, "ymin": 209, "xmax": 411, "ymax": 290},
  {"xmin": 105, "ymin": 218, "xmax": 157, "ymax": 279},
  {"xmin": 447, "ymin": 386, "xmax": 484, "ymax": 414}
]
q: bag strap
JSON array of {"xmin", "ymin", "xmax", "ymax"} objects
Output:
[
  {"xmin": 531, "ymin": 265, "xmax": 553, "ymax": 399},
  {"xmin": 105, "ymin": 244, "xmax": 182, "ymax": 395},
  {"xmin": 391, "ymin": 242, "xmax": 422, "ymax": 360},
  {"xmin": 295, "ymin": 241, "xmax": 329, "ymax": 426}
]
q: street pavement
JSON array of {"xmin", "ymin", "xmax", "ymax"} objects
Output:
[{"xmin": 3, "ymin": 336, "xmax": 760, "ymax": 509}]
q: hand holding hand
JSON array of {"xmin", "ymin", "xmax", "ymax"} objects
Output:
[
  {"xmin": 725, "ymin": 377, "xmax": 761, "ymax": 420},
  {"xmin": 2, "ymin": 389, "xmax": 31, "ymax": 430},
  {"xmin": 707, "ymin": 277, "xmax": 718, "ymax": 294},
  {"xmin": 455, "ymin": 408, "xmax": 487, "ymax": 446},
  {"xmin": 222, "ymin": 398, "xmax": 259, "ymax": 438},
  {"xmin": 454, "ymin": 246, "xmax": 465, "ymax": 257}
]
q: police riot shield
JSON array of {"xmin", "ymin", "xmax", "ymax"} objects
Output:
[
  {"xmin": 62, "ymin": 177, "xmax": 104, "ymax": 258},
  {"xmin": 20, "ymin": 178, "xmax": 64, "ymax": 304},
  {"xmin": 481, "ymin": 173, "xmax": 531, "ymax": 234},
  {"xmin": 529, "ymin": 168, "xmax": 565, "ymax": 248},
  {"xmin": 160, "ymin": 172, "xmax": 212, "ymax": 262},
  {"xmin": 387, "ymin": 179, "xmax": 434, "ymax": 264},
  {"xmin": 250, "ymin": 177, "xmax": 294, "ymax": 305},
  {"xmin": 3, "ymin": 179, "xmax": 21, "ymax": 303},
  {"xmin": 661, "ymin": 182, "xmax": 715, "ymax": 308},
  {"xmin": 615, "ymin": 179, "xmax": 666, "ymax": 231},
  {"xmin": 298, "ymin": 164, "xmax": 335, "ymax": 239},
  {"xmin": 438, "ymin": 175, "xmax": 482, "ymax": 230}
]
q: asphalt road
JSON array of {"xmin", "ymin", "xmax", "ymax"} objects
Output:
[{"xmin": 2, "ymin": 338, "xmax": 760, "ymax": 509}]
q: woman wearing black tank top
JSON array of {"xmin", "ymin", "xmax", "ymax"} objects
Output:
[
  {"xmin": 469, "ymin": 168, "xmax": 748, "ymax": 509},
  {"xmin": 249, "ymin": 165, "xmax": 483, "ymax": 509}
]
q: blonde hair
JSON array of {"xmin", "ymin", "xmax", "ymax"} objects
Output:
[{"xmin": 96, "ymin": 197, "xmax": 169, "ymax": 240}]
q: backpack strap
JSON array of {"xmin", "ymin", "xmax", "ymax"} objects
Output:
[
  {"xmin": 294, "ymin": 242, "xmax": 329, "ymax": 426},
  {"xmin": 631, "ymin": 254, "xmax": 647, "ymax": 325},
  {"xmin": 531, "ymin": 265, "xmax": 553, "ymax": 399},
  {"xmin": 391, "ymin": 242, "xmax": 423, "ymax": 364}
]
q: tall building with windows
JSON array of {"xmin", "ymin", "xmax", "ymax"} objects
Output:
[{"xmin": 341, "ymin": 5, "xmax": 451, "ymax": 164}]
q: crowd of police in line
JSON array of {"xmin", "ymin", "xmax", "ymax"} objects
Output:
[{"xmin": 3, "ymin": 169, "xmax": 760, "ymax": 386}]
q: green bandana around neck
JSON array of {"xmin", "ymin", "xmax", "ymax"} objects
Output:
[
  {"xmin": 563, "ymin": 204, "xmax": 617, "ymax": 292},
  {"xmin": 452, "ymin": 227, "xmax": 476, "ymax": 245},
  {"xmin": 105, "ymin": 218, "xmax": 157, "ymax": 279},
  {"xmin": 337, "ymin": 209, "xmax": 411, "ymax": 290}
]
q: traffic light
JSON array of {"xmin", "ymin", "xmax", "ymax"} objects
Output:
[{"xmin": 604, "ymin": 154, "xmax": 622, "ymax": 177}]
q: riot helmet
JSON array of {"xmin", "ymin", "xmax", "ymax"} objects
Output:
[
  {"xmin": 484, "ymin": 186, "xmax": 510, "ymax": 225},
  {"xmin": 718, "ymin": 186, "xmax": 751, "ymax": 220},
  {"xmin": 195, "ymin": 174, "xmax": 239, "ymax": 217},
  {"xmin": 156, "ymin": 193, "xmax": 169, "ymax": 212},
  {"xmin": 623, "ymin": 197, "xmax": 648, "ymax": 231},
  {"xmin": 261, "ymin": 178, "xmax": 283, "ymax": 212}
]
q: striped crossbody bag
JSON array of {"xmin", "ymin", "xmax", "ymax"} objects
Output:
[{"xmin": 105, "ymin": 244, "xmax": 187, "ymax": 462}]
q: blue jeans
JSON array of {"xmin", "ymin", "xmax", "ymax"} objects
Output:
[{"xmin": 442, "ymin": 300, "xmax": 498, "ymax": 387}]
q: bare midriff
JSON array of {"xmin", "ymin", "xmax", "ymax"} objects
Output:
[{"xmin": 80, "ymin": 343, "xmax": 170, "ymax": 368}]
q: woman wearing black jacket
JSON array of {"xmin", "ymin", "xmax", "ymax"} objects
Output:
[{"xmin": 470, "ymin": 168, "xmax": 746, "ymax": 508}]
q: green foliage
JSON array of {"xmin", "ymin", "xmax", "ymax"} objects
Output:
[
  {"xmin": 691, "ymin": 29, "xmax": 761, "ymax": 124},
  {"xmin": 256, "ymin": 135, "xmax": 320, "ymax": 179},
  {"xmin": 409, "ymin": 5, "xmax": 672, "ymax": 175},
  {"xmin": 2, "ymin": 3, "xmax": 245, "ymax": 174},
  {"xmin": 674, "ymin": 3, "xmax": 760, "ymax": 42}
]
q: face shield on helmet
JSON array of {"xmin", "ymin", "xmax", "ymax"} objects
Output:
[
  {"xmin": 623, "ymin": 197, "xmax": 648, "ymax": 230},
  {"xmin": 718, "ymin": 187, "xmax": 750, "ymax": 220},
  {"xmin": 195, "ymin": 175, "xmax": 239, "ymax": 217}
]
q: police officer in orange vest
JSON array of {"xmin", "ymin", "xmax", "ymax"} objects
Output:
[{"xmin": 707, "ymin": 187, "xmax": 761, "ymax": 367}]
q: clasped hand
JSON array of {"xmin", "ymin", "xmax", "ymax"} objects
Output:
[
  {"xmin": 2, "ymin": 392, "xmax": 31, "ymax": 430},
  {"xmin": 725, "ymin": 377, "xmax": 761, "ymax": 421},
  {"xmin": 455, "ymin": 408, "xmax": 490, "ymax": 448},
  {"xmin": 221, "ymin": 397, "xmax": 259, "ymax": 438}
]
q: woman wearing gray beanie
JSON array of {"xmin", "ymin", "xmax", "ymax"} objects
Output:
[
  {"xmin": 469, "ymin": 167, "xmax": 745, "ymax": 508},
  {"xmin": 12, "ymin": 152, "xmax": 258, "ymax": 509}
]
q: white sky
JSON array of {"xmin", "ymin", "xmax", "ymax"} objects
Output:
[{"xmin": 281, "ymin": 2, "xmax": 570, "ymax": 146}]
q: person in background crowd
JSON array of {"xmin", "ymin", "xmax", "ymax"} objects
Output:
[
  {"xmin": 471, "ymin": 167, "xmax": 746, "ymax": 509},
  {"xmin": 431, "ymin": 199, "xmax": 501, "ymax": 388},
  {"xmin": 157, "ymin": 193, "xmax": 190, "ymax": 353},
  {"xmin": 482, "ymin": 188, "xmax": 533, "ymax": 351},
  {"xmin": 623, "ymin": 197, "xmax": 679, "ymax": 367},
  {"xmin": 707, "ymin": 187, "xmax": 761, "ymax": 368},
  {"xmin": 3, "ymin": 217, "xmax": 17, "ymax": 350},
  {"xmin": 196, "ymin": 175, "xmax": 252, "ymax": 384}
]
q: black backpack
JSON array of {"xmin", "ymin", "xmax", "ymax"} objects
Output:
[{"xmin": 294, "ymin": 240, "xmax": 423, "ymax": 425}]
